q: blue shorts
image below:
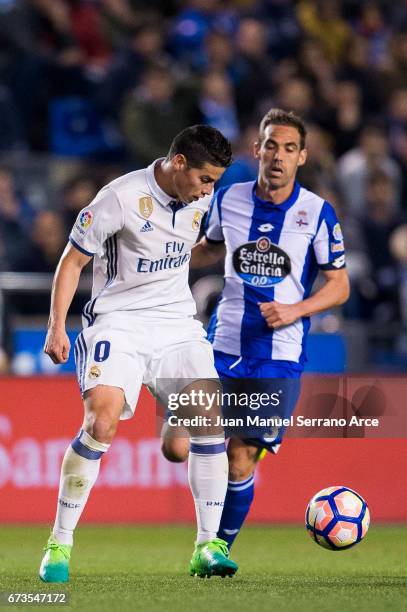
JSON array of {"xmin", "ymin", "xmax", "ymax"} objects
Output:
[{"xmin": 214, "ymin": 350, "xmax": 302, "ymax": 453}]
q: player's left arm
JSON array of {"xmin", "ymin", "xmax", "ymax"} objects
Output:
[
  {"xmin": 259, "ymin": 269, "xmax": 349, "ymax": 328},
  {"xmin": 260, "ymin": 202, "xmax": 349, "ymax": 329},
  {"xmin": 190, "ymin": 236, "xmax": 226, "ymax": 268}
]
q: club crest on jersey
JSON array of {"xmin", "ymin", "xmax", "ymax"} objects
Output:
[
  {"xmin": 139, "ymin": 196, "xmax": 153, "ymax": 218},
  {"xmin": 89, "ymin": 365, "xmax": 101, "ymax": 379},
  {"xmin": 257, "ymin": 236, "xmax": 271, "ymax": 252},
  {"xmin": 233, "ymin": 239, "xmax": 291, "ymax": 287},
  {"xmin": 295, "ymin": 210, "xmax": 308, "ymax": 226},
  {"xmin": 192, "ymin": 210, "xmax": 202, "ymax": 231}
]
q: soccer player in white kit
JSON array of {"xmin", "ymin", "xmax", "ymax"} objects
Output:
[{"xmin": 39, "ymin": 125, "xmax": 238, "ymax": 582}]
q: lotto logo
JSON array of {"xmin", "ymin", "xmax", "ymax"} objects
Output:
[
  {"xmin": 258, "ymin": 223, "xmax": 274, "ymax": 232},
  {"xmin": 332, "ymin": 254, "xmax": 346, "ymax": 268}
]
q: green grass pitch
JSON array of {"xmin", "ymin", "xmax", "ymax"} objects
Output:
[{"xmin": 0, "ymin": 525, "xmax": 406, "ymax": 611}]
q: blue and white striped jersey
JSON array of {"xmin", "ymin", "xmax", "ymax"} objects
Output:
[{"xmin": 205, "ymin": 181, "xmax": 346, "ymax": 364}]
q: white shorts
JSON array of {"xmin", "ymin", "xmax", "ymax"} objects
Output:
[{"xmin": 74, "ymin": 313, "xmax": 218, "ymax": 419}]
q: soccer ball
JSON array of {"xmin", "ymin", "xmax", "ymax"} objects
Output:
[{"xmin": 305, "ymin": 486, "xmax": 370, "ymax": 550}]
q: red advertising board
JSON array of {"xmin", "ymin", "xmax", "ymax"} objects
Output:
[{"xmin": 0, "ymin": 377, "xmax": 405, "ymax": 523}]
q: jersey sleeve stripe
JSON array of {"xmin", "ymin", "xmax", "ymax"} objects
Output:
[
  {"xmin": 83, "ymin": 235, "xmax": 118, "ymax": 327},
  {"xmin": 314, "ymin": 201, "xmax": 329, "ymax": 236},
  {"xmin": 106, "ymin": 236, "xmax": 113, "ymax": 282},
  {"xmin": 216, "ymin": 185, "xmax": 232, "ymax": 224},
  {"xmin": 69, "ymin": 236, "xmax": 94, "ymax": 257},
  {"xmin": 105, "ymin": 234, "xmax": 118, "ymax": 285},
  {"xmin": 82, "ymin": 305, "xmax": 92, "ymax": 326},
  {"xmin": 204, "ymin": 197, "xmax": 216, "ymax": 231},
  {"xmin": 204, "ymin": 185, "xmax": 232, "ymax": 241}
]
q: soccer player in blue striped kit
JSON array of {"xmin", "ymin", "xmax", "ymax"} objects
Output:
[{"xmin": 162, "ymin": 109, "xmax": 350, "ymax": 550}]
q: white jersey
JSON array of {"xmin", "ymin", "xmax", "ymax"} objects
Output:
[
  {"xmin": 205, "ymin": 181, "xmax": 346, "ymax": 364},
  {"xmin": 69, "ymin": 159, "xmax": 211, "ymax": 323}
]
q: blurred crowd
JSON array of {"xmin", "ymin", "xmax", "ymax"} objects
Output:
[{"xmin": 0, "ymin": 0, "xmax": 406, "ymax": 363}]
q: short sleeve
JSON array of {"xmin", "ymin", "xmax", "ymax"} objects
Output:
[
  {"xmin": 313, "ymin": 201, "xmax": 346, "ymax": 270},
  {"xmin": 204, "ymin": 189, "xmax": 225, "ymax": 243},
  {"xmin": 69, "ymin": 187, "xmax": 125, "ymax": 257}
]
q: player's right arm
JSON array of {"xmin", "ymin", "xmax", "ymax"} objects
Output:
[
  {"xmin": 44, "ymin": 244, "xmax": 92, "ymax": 364},
  {"xmin": 44, "ymin": 186, "xmax": 124, "ymax": 364},
  {"xmin": 192, "ymin": 188, "xmax": 227, "ymax": 268},
  {"xmin": 190, "ymin": 237, "xmax": 225, "ymax": 268}
]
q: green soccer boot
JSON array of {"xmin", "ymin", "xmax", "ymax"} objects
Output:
[
  {"xmin": 39, "ymin": 534, "xmax": 72, "ymax": 583},
  {"xmin": 189, "ymin": 538, "xmax": 238, "ymax": 578}
]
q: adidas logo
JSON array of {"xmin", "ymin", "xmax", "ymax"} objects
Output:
[{"xmin": 140, "ymin": 221, "xmax": 154, "ymax": 232}]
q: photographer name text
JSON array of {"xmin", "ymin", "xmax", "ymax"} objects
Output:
[{"xmin": 166, "ymin": 415, "xmax": 380, "ymax": 428}]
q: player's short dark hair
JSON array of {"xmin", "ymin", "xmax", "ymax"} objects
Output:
[
  {"xmin": 168, "ymin": 125, "xmax": 233, "ymax": 169},
  {"xmin": 259, "ymin": 109, "xmax": 307, "ymax": 149}
]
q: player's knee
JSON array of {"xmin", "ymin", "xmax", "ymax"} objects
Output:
[
  {"xmin": 228, "ymin": 460, "xmax": 255, "ymax": 481},
  {"xmin": 83, "ymin": 387, "xmax": 124, "ymax": 444},
  {"xmin": 161, "ymin": 437, "xmax": 189, "ymax": 463},
  {"xmin": 83, "ymin": 413, "xmax": 118, "ymax": 445},
  {"xmin": 227, "ymin": 442, "xmax": 258, "ymax": 481}
]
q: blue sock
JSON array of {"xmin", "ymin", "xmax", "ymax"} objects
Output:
[{"xmin": 217, "ymin": 475, "xmax": 255, "ymax": 549}]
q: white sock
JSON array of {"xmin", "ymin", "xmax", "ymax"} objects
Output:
[
  {"xmin": 53, "ymin": 430, "xmax": 110, "ymax": 546},
  {"xmin": 188, "ymin": 436, "xmax": 228, "ymax": 545}
]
